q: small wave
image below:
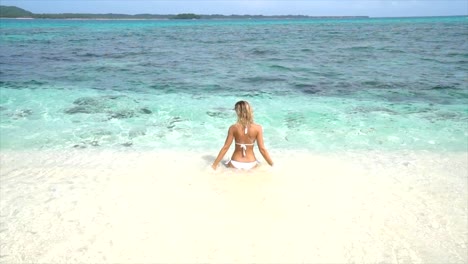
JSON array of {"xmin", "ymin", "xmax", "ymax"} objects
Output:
[
  {"xmin": 269, "ymin": 65, "xmax": 292, "ymax": 71},
  {"xmin": 0, "ymin": 81, "xmax": 17, "ymax": 88},
  {"xmin": 345, "ymin": 46, "xmax": 375, "ymax": 51},
  {"xmin": 379, "ymin": 47, "xmax": 406, "ymax": 54},
  {"xmin": 250, "ymin": 48, "xmax": 271, "ymax": 55},
  {"xmin": 200, "ymin": 39, "xmax": 229, "ymax": 44},
  {"xmin": 293, "ymin": 83, "xmax": 321, "ymax": 94},
  {"xmin": 206, "ymin": 110, "xmax": 230, "ymax": 119},
  {"xmin": 446, "ymin": 52, "xmax": 468, "ymax": 58},
  {"xmin": 352, "ymin": 106, "xmax": 398, "ymax": 115},
  {"xmin": 108, "ymin": 51, "xmax": 148, "ymax": 59},
  {"xmin": 0, "ymin": 80, "xmax": 47, "ymax": 89},
  {"xmin": 78, "ymin": 53, "xmax": 102, "ymax": 58},
  {"xmin": 40, "ymin": 55, "xmax": 75, "ymax": 62},
  {"xmin": 240, "ymin": 76, "xmax": 286, "ymax": 83},
  {"xmin": 361, "ymin": 81, "xmax": 393, "ymax": 89},
  {"xmin": 25, "ymin": 80, "xmax": 47, "ymax": 86},
  {"xmin": 430, "ymin": 84, "xmax": 458, "ymax": 90},
  {"xmin": 68, "ymin": 38, "xmax": 89, "ymax": 43}
]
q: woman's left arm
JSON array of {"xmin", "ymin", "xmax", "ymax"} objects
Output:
[{"xmin": 212, "ymin": 126, "xmax": 235, "ymax": 170}]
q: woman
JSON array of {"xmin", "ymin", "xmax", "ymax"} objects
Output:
[{"xmin": 212, "ymin": 100, "xmax": 274, "ymax": 170}]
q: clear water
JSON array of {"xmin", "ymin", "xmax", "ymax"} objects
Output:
[{"xmin": 0, "ymin": 17, "xmax": 467, "ymax": 152}]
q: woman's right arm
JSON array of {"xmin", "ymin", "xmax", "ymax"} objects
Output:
[
  {"xmin": 212, "ymin": 125, "xmax": 235, "ymax": 170},
  {"xmin": 256, "ymin": 126, "xmax": 274, "ymax": 166}
]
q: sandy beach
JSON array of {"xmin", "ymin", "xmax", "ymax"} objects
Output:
[{"xmin": 0, "ymin": 149, "xmax": 466, "ymax": 263}]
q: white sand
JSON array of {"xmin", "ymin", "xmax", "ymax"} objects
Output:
[{"xmin": 0, "ymin": 149, "xmax": 467, "ymax": 263}]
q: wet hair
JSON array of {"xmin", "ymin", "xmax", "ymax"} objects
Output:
[{"xmin": 234, "ymin": 100, "xmax": 253, "ymax": 127}]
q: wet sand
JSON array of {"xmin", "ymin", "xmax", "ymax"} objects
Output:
[{"xmin": 0, "ymin": 149, "xmax": 466, "ymax": 263}]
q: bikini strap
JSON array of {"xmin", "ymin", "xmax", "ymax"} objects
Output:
[{"xmin": 239, "ymin": 144, "xmax": 247, "ymax": 157}]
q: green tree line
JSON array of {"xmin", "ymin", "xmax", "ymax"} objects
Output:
[{"xmin": 0, "ymin": 5, "xmax": 369, "ymax": 20}]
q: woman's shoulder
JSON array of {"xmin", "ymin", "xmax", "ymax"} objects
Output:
[
  {"xmin": 229, "ymin": 123, "xmax": 262, "ymax": 131},
  {"xmin": 251, "ymin": 123, "xmax": 263, "ymax": 131},
  {"xmin": 229, "ymin": 123, "xmax": 241, "ymax": 132}
]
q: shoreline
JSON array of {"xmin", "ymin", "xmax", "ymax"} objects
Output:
[
  {"xmin": 1, "ymin": 148, "xmax": 467, "ymax": 172},
  {"xmin": 1, "ymin": 149, "xmax": 466, "ymax": 263}
]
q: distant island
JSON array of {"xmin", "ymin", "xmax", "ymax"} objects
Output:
[{"xmin": 0, "ymin": 5, "xmax": 369, "ymax": 20}]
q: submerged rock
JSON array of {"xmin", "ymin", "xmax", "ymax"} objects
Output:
[
  {"xmin": 65, "ymin": 106, "xmax": 96, "ymax": 114},
  {"xmin": 108, "ymin": 110, "xmax": 135, "ymax": 119},
  {"xmin": 65, "ymin": 95, "xmax": 150, "ymax": 120},
  {"xmin": 103, "ymin": 95, "xmax": 125, "ymax": 100},
  {"xmin": 169, "ymin": 116, "xmax": 183, "ymax": 125},
  {"xmin": 140, "ymin": 107, "xmax": 152, "ymax": 114},
  {"xmin": 206, "ymin": 111, "xmax": 230, "ymax": 118},
  {"xmin": 66, "ymin": 96, "xmax": 107, "ymax": 114},
  {"xmin": 11, "ymin": 109, "xmax": 33, "ymax": 119},
  {"xmin": 72, "ymin": 140, "xmax": 100, "ymax": 148},
  {"xmin": 294, "ymin": 83, "xmax": 321, "ymax": 94},
  {"xmin": 166, "ymin": 116, "xmax": 184, "ymax": 130},
  {"xmin": 73, "ymin": 97, "xmax": 101, "ymax": 106},
  {"xmin": 122, "ymin": 141, "xmax": 133, "ymax": 147},
  {"xmin": 73, "ymin": 143, "xmax": 87, "ymax": 149},
  {"xmin": 129, "ymin": 127, "xmax": 147, "ymax": 138},
  {"xmin": 284, "ymin": 112, "xmax": 305, "ymax": 129}
]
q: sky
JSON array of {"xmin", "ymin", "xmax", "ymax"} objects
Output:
[{"xmin": 2, "ymin": 0, "xmax": 467, "ymax": 17}]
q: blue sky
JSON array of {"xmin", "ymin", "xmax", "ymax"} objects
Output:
[{"xmin": 2, "ymin": 0, "xmax": 467, "ymax": 17}]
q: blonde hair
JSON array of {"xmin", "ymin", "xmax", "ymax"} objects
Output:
[{"xmin": 234, "ymin": 100, "xmax": 254, "ymax": 127}]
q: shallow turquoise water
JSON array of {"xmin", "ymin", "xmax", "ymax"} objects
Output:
[{"xmin": 0, "ymin": 17, "xmax": 467, "ymax": 152}]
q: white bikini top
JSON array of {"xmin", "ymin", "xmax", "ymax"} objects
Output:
[{"xmin": 235, "ymin": 126, "xmax": 255, "ymax": 157}]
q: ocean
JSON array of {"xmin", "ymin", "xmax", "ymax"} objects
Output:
[
  {"xmin": 0, "ymin": 17, "xmax": 466, "ymax": 152},
  {"xmin": 0, "ymin": 17, "xmax": 467, "ymax": 263}
]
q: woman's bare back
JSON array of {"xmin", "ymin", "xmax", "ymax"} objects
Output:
[{"xmin": 230, "ymin": 123, "xmax": 260, "ymax": 162}]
